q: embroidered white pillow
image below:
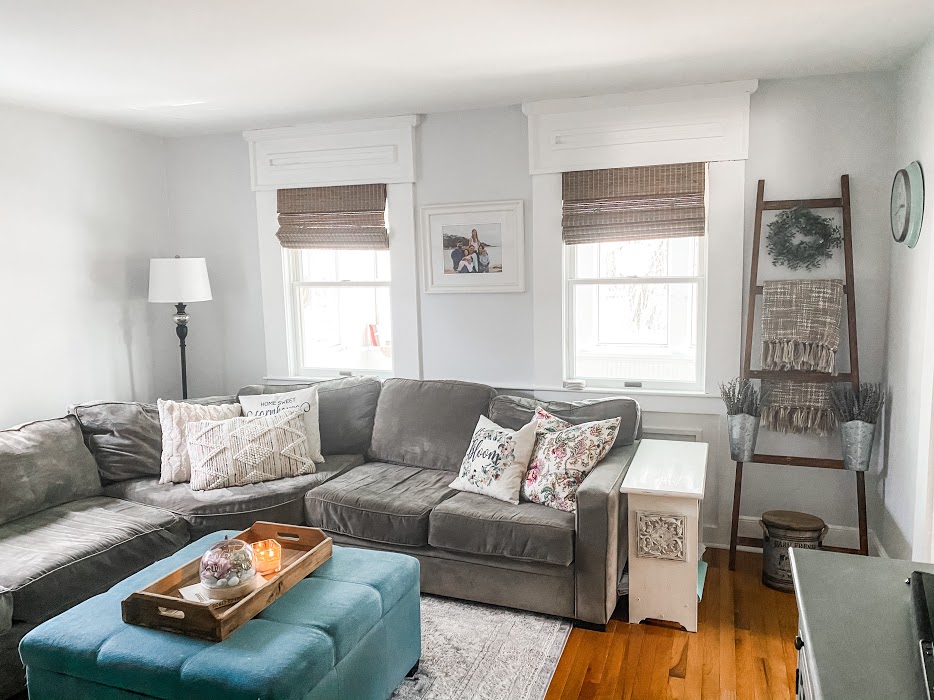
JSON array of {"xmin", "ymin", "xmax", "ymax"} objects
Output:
[
  {"xmin": 449, "ymin": 416, "xmax": 538, "ymax": 504},
  {"xmin": 158, "ymin": 399, "xmax": 242, "ymax": 484},
  {"xmin": 187, "ymin": 410, "xmax": 314, "ymax": 491},
  {"xmin": 521, "ymin": 407, "xmax": 621, "ymax": 512},
  {"xmin": 237, "ymin": 387, "xmax": 324, "ymax": 463}
]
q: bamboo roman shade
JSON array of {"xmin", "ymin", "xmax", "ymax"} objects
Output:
[
  {"xmin": 561, "ymin": 162, "xmax": 706, "ymax": 244},
  {"xmin": 276, "ymin": 183, "xmax": 388, "ymax": 250}
]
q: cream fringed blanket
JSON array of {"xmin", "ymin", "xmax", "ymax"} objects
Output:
[{"xmin": 760, "ymin": 279, "xmax": 844, "ymax": 436}]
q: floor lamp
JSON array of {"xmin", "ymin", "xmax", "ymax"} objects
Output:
[{"xmin": 148, "ymin": 257, "xmax": 213, "ymax": 399}]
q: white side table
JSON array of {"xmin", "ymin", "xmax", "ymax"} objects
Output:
[{"xmin": 620, "ymin": 439, "xmax": 708, "ymax": 632}]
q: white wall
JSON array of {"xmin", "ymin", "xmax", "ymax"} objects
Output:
[
  {"xmin": 164, "ymin": 135, "xmax": 266, "ymax": 398},
  {"xmin": 159, "ymin": 72, "xmax": 897, "ymax": 549},
  {"xmin": 880, "ymin": 37, "xmax": 934, "ymax": 561},
  {"xmin": 0, "ymin": 102, "xmax": 176, "ymax": 427},
  {"xmin": 739, "ymin": 73, "xmax": 896, "ymax": 543},
  {"xmin": 415, "ymin": 107, "xmax": 534, "ymax": 386}
]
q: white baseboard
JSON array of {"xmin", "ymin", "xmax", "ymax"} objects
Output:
[{"xmin": 703, "ymin": 516, "xmax": 888, "ymax": 558}]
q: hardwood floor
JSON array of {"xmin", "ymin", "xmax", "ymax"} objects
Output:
[{"xmin": 547, "ymin": 548, "xmax": 799, "ymax": 699}]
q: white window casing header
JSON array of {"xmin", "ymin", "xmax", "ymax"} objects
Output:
[
  {"xmin": 244, "ymin": 115, "xmax": 420, "ymax": 190},
  {"xmin": 522, "ymin": 80, "xmax": 758, "ymax": 174}
]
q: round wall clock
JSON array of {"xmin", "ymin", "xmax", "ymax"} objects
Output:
[{"xmin": 891, "ymin": 160, "xmax": 924, "ymax": 248}]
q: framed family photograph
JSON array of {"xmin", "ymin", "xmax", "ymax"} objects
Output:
[{"xmin": 420, "ymin": 200, "xmax": 525, "ymax": 293}]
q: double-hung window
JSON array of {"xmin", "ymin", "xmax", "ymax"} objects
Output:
[
  {"xmin": 277, "ymin": 184, "xmax": 393, "ymax": 377},
  {"xmin": 563, "ymin": 163, "xmax": 708, "ymax": 392}
]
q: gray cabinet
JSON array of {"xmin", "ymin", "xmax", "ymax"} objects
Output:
[{"xmin": 790, "ymin": 548, "xmax": 934, "ymax": 699}]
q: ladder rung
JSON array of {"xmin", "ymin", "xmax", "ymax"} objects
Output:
[
  {"xmin": 748, "ymin": 453, "xmax": 845, "ymax": 469},
  {"xmin": 762, "ymin": 197, "xmax": 843, "ymax": 210},
  {"xmin": 748, "ymin": 370, "xmax": 851, "ymax": 383},
  {"xmin": 820, "ymin": 546, "xmax": 861, "ymax": 555},
  {"xmin": 737, "ymin": 536, "xmax": 763, "ymax": 548},
  {"xmin": 756, "ymin": 285, "xmax": 848, "ymax": 294}
]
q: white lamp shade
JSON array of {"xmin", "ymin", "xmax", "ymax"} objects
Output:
[{"xmin": 148, "ymin": 258, "xmax": 213, "ymax": 303}]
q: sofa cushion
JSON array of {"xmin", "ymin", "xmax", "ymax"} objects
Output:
[
  {"xmin": 428, "ymin": 492, "xmax": 576, "ymax": 566},
  {"xmin": 238, "ymin": 376, "xmax": 381, "ymax": 456},
  {"xmin": 368, "ymin": 379, "xmax": 497, "ymax": 471},
  {"xmin": 304, "ymin": 462, "xmax": 456, "ymax": 546},
  {"xmin": 104, "ymin": 453, "xmax": 365, "ymax": 539},
  {"xmin": 0, "ymin": 496, "xmax": 187, "ymax": 625},
  {"xmin": 490, "ymin": 394, "xmax": 641, "ymax": 447},
  {"xmin": 71, "ymin": 396, "xmax": 239, "ymax": 484},
  {"xmin": 0, "ymin": 416, "xmax": 101, "ymax": 527}
]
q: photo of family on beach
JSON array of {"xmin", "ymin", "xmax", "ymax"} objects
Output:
[{"xmin": 442, "ymin": 223, "xmax": 503, "ymax": 275}]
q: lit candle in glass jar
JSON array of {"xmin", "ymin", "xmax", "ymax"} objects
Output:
[{"xmin": 253, "ymin": 539, "xmax": 282, "ymax": 575}]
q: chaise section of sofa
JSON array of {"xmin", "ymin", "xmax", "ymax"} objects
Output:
[{"xmin": 0, "ymin": 415, "xmax": 188, "ymax": 699}]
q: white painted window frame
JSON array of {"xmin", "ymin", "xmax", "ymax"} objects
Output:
[
  {"xmin": 244, "ymin": 117, "xmax": 422, "ymax": 382},
  {"xmin": 524, "ymin": 82, "xmax": 755, "ymax": 408},
  {"xmin": 564, "ymin": 235, "xmax": 708, "ymax": 393}
]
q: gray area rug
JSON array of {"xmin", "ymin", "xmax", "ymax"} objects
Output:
[{"xmin": 391, "ymin": 595, "xmax": 571, "ymax": 700}]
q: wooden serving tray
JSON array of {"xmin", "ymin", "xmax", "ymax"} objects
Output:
[{"xmin": 122, "ymin": 522, "xmax": 332, "ymax": 641}]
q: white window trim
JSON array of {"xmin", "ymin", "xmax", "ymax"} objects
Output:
[
  {"xmin": 282, "ymin": 249, "xmax": 393, "ymax": 380},
  {"xmin": 246, "ymin": 117, "xmax": 422, "ymax": 382},
  {"xmin": 564, "ymin": 238, "xmax": 708, "ymax": 393}
]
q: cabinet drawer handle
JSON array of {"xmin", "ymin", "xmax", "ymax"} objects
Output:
[{"xmin": 795, "ymin": 636, "xmax": 805, "ymax": 651}]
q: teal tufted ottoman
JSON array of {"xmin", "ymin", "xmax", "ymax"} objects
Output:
[{"xmin": 19, "ymin": 532, "xmax": 421, "ymax": 700}]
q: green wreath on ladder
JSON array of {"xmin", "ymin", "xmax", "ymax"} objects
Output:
[{"xmin": 766, "ymin": 206, "xmax": 842, "ymax": 271}]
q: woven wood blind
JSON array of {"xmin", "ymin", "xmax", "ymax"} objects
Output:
[
  {"xmin": 276, "ymin": 184, "xmax": 388, "ymax": 250},
  {"xmin": 562, "ymin": 163, "xmax": 706, "ymax": 245}
]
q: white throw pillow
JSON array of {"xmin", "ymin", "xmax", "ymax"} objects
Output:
[
  {"xmin": 158, "ymin": 399, "xmax": 242, "ymax": 484},
  {"xmin": 449, "ymin": 416, "xmax": 538, "ymax": 505},
  {"xmin": 237, "ymin": 388, "xmax": 324, "ymax": 463},
  {"xmin": 187, "ymin": 410, "xmax": 314, "ymax": 491}
]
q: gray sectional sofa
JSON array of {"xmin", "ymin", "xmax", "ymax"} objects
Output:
[{"xmin": 0, "ymin": 376, "xmax": 641, "ymax": 698}]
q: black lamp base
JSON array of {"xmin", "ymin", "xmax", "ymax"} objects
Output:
[{"xmin": 173, "ymin": 303, "xmax": 189, "ymax": 399}]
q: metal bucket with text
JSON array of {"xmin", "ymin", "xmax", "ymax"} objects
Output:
[{"xmin": 759, "ymin": 510, "xmax": 827, "ymax": 593}]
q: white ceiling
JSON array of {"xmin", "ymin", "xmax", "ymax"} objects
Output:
[{"xmin": 1, "ymin": 0, "xmax": 933, "ymax": 135}]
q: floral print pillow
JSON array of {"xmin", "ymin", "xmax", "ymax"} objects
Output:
[
  {"xmin": 449, "ymin": 416, "xmax": 538, "ymax": 504},
  {"xmin": 521, "ymin": 407, "xmax": 621, "ymax": 512}
]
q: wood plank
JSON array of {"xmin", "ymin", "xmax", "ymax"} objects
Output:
[
  {"xmin": 840, "ymin": 174, "xmax": 860, "ymax": 385},
  {"xmin": 729, "ymin": 462, "xmax": 744, "ymax": 570},
  {"xmin": 738, "ymin": 536, "xmax": 765, "ymax": 549},
  {"xmin": 762, "ymin": 197, "xmax": 843, "ymax": 210},
  {"xmin": 755, "ymin": 284, "xmax": 848, "ymax": 294},
  {"xmin": 747, "ymin": 370, "xmax": 851, "ymax": 383},
  {"xmin": 742, "ymin": 180, "xmax": 766, "ymax": 378},
  {"xmin": 749, "ymin": 454, "xmax": 845, "ymax": 469},
  {"xmin": 548, "ymin": 550, "xmax": 800, "ymax": 699}
]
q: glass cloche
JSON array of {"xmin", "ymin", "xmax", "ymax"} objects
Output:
[{"xmin": 199, "ymin": 538, "xmax": 257, "ymax": 600}]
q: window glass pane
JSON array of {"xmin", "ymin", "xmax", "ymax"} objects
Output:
[
  {"xmin": 572, "ymin": 238, "xmax": 699, "ymax": 279},
  {"xmin": 571, "ymin": 282, "xmax": 698, "ymax": 383},
  {"xmin": 297, "ymin": 286, "xmax": 392, "ymax": 371},
  {"xmin": 299, "ymin": 250, "xmax": 391, "ymax": 282}
]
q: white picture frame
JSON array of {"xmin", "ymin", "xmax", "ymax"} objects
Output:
[{"xmin": 420, "ymin": 200, "xmax": 525, "ymax": 293}]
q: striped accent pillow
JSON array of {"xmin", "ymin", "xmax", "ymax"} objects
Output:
[{"xmin": 187, "ymin": 410, "xmax": 314, "ymax": 491}]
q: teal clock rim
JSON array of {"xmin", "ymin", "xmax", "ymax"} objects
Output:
[{"xmin": 906, "ymin": 160, "xmax": 925, "ymax": 249}]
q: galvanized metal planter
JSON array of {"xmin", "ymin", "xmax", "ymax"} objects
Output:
[
  {"xmin": 840, "ymin": 420, "xmax": 876, "ymax": 472},
  {"xmin": 727, "ymin": 413, "xmax": 759, "ymax": 462}
]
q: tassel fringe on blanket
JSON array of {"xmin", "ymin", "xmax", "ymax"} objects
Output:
[
  {"xmin": 761, "ymin": 340, "xmax": 837, "ymax": 374},
  {"xmin": 761, "ymin": 381, "xmax": 837, "ymax": 437}
]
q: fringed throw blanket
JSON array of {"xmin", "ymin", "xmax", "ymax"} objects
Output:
[
  {"xmin": 762, "ymin": 382, "xmax": 837, "ymax": 436},
  {"xmin": 761, "ymin": 279, "xmax": 844, "ymax": 373},
  {"xmin": 760, "ymin": 280, "xmax": 843, "ymax": 435}
]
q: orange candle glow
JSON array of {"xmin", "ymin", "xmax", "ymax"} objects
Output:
[{"xmin": 253, "ymin": 539, "xmax": 282, "ymax": 575}]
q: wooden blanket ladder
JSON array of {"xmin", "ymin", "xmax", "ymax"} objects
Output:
[{"xmin": 728, "ymin": 174, "xmax": 867, "ymax": 570}]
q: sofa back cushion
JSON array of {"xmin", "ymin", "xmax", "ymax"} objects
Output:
[
  {"xmin": 490, "ymin": 394, "xmax": 641, "ymax": 447},
  {"xmin": 368, "ymin": 379, "xmax": 497, "ymax": 471},
  {"xmin": 0, "ymin": 416, "xmax": 101, "ymax": 526},
  {"xmin": 238, "ymin": 376, "xmax": 381, "ymax": 456},
  {"xmin": 72, "ymin": 396, "xmax": 237, "ymax": 484}
]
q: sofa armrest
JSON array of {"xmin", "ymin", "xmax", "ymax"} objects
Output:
[
  {"xmin": 0, "ymin": 586, "xmax": 11, "ymax": 635},
  {"xmin": 574, "ymin": 441, "xmax": 639, "ymax": 625}
]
